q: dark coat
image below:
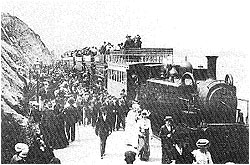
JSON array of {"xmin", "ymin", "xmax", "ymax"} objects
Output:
[
  {"xmin": 159, "ymin": 125, "xmax": 175, "ymax": 148},
  {"xmin": 64, "ymin": 105, "xmax": 78, "ymax": 125},
  {"xmin": 26, "ymin": 137, "xmax": 55, "ymax": 164},
  {"xmin": 173, "ymin": 145, "xmax": 194, "ymax": 164},
  {"xmin": 95, "ymin": 114, "xmax": 111, "ymax": 137},
  {"xmin": 39, "ymin": 88, "xmax": 54, "ymax": 101}
]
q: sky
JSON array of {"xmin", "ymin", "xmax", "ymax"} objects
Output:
[
  {"xmin": 2, "ymin": 0, "xmax": 250, "ymax": 54},
  {"xmin": 2, "ymin": 0, "xmax": 250, "ymax": 100}
]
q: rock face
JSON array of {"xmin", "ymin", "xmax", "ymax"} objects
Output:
[{"xmin": 1, "ymin": 12, "xmax": 52, "ymax": 124}]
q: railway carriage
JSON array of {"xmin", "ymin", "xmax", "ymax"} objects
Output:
[{"xmin": 106, "ymin": 48, "xmax": 173, "ymax": 99}]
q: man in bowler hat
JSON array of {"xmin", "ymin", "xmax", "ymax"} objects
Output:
[{"xmin": 95, "ymin": 106, "xmax": 112, "ymax": 159}]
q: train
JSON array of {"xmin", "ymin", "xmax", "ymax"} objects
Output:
[{"xmin": 105, "ymin": 48, "xmax": 249, "ymax": 163}]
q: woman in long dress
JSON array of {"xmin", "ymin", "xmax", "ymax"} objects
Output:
[
  {"xmin": 125, "ymin": 103, "xmax": 140, "ymax": 148},
  {"xmin": 137, "ymin": 109, "xmax": 152, "ymax": 161}
]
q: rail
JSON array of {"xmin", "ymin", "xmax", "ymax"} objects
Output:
[
  {"xmin": 106, "ymin": 54, "xmax": 172, "ymax": 64},
  {"xmin": 106, "ymin": 48, "xmax": 173, "ymax": 64}
]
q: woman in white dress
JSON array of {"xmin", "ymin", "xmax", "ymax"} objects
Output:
[
  {"xmin": 137, "ymin": 109, "xmax": 152, "ymax": 161},
  {"xmin": 125, "ymin": 103, "xmax": 140, "ymax": 148}
]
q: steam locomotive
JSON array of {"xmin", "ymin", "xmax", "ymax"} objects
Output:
[
  {"xmin": 106, "ymin": 48, "xmax": 248, "ymax": 163},
  {"xmin": 138, "ymin": 56, "xmax": 248, "ymax": 163}
]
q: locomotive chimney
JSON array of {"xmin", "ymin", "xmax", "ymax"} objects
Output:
[{"xmin": 206, "ymin": 56, "xmax": 218, "ymax": 79}]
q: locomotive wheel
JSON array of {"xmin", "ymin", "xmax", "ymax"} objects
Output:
[
  {"xmin": 181, "ymin": 72, "xmax": 197, "ymax": 89},
  {"xmin": 225, "ymin": 74, "xmax": 233, "ymax": 86}
]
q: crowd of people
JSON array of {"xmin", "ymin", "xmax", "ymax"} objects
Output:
[
  {"xmin": 10, "ymin": 53, "xmax": 214, "ymax": 164},
  {"xmin": 10, "ymin": 61, "xmax": 130, "ymax": 163}
]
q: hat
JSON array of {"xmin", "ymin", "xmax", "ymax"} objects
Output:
[
  {"xmin": 132, "ymin": 103, "xmax": 140, "ymax": 110},
  {"xmin": 196, "ymin": 139, "xmax": 210, "ymax": 148},
  {"xmin": 68, "ymin": 97, "xmax": 75, "ymax": 104},
  {"xmin": 15, "ymin": 143, "xmax": 29, "ymax": 153},
  {"xmin": 164, "ymin": 116, "xmax": 173, "ymax": 121},
  {"xmin": 141, "ymin": 109, "xmax": 150, "ymax": 116}
]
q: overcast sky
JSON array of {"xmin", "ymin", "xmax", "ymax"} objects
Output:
[
  {"xmin": 2, "ymin": 0, "xmax": 250, "ymax": 99},
  {"xmin": 2, "ymin": 0, "xmax": 250, "ymax": 55}
]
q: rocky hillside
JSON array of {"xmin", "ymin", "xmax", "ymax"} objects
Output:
[{"xmin": 1, "ymin": 12, "xmax": 52, "ymax": 125}]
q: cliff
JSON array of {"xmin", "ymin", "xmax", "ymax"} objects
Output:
[
  {"xmin": 1, "ymin": 13, "xmax": 54, "ymax": 162},
  {"xmin": 1, "ymin": 12, "xmax": 53, "ymax": 120}
]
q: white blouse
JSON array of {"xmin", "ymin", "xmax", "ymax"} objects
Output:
[
  {"xmin": 192, "ymin": 149, "xmax": 213, "ymax": 164},
  {"xmin": 137, "ymin": 118, "xmax": 152, "ymax": 135}
]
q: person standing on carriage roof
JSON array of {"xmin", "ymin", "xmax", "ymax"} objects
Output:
[
  {"xmin": 159, "ymin": 116, "xmax": 176, "ymax": 164},
  {"xmin": 124, "ymin": 35, "xmax": 134, "ymax": 49},
  {"xmin": 134, "ymin": 35, "xmax": 142, "ymax": 48}
]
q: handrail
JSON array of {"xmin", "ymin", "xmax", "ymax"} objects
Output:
[{"xmin": 106, "ymin": 54, "xmax": 172, "ymax": 64}]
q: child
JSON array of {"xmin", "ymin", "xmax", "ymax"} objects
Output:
[
  {"xmin": 192, "ymin": 139, "xmax": 213, "ymax": 164},
  {"xmin": 124, "ymin": 145, "xmax": 137, "ymax": 164}
]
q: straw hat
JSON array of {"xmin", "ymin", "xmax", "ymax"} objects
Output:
[
  {"xmin": 164, "ymin": 116, "xmax": 173, "ymax": 121},
  {"xmin": 15, "ymin": 143, "xmax": 28, "ymax": 153},
  {"xmin": 196, "ymin": 139, "xmax": 210, "ymax": 148}
]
